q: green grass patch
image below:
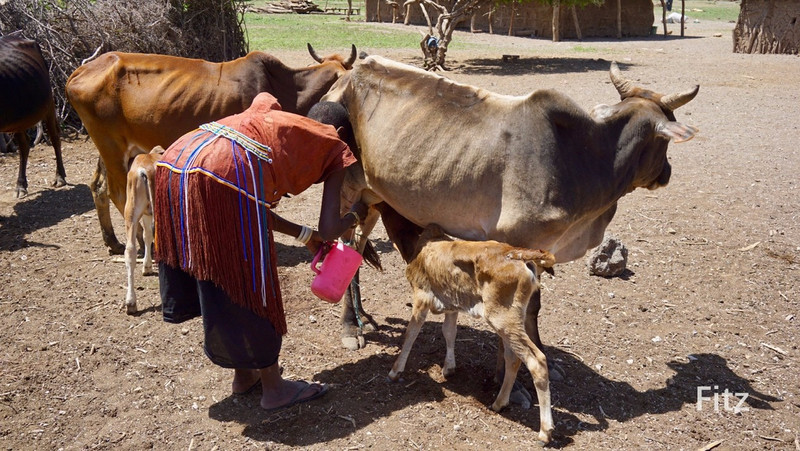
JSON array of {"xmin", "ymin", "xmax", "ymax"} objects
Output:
[
  {"xmin": 245, "ymin": 13, "xmax": 422, "ymax": 51},
  {"xmin": 659, "ymin": 0, "xmax": 740, "ymax": 23}
]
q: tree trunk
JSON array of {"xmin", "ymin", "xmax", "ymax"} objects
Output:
[
  {"xmin": 616, "ymin": 0, "xmax": 622, "ymax": 38},
  {"xmin": 552, "ymin": 0, "xmax": 560, "ymax": 42},
  {"xmin": 680, "ymin": 0, "xmax": 685, "ymax": 37},
  {"xmin": 508, "ymin": 1, "xmax": 515, "ymax": 36},
  {"xmin": 571, "ymin": 5, "xmax": 582, "ymax": 40},
  {"xmin": 659, "ymin": 0, "xmax": 667, "ymax": 35}
]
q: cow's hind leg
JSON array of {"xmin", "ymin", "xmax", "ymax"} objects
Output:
[
  {"xmin": 91, "ymin": 158, "xmax": 125, "ymax": 255},
  {"xmin": 340, "ymin": 209, "xmax": 380, "ymax": 350},
  {"xmin": 43, "ymin": 104, "xmax": 66, "ymax": 188},
  {"xmin": 13, "ymin": 131, "xmax": 30, "ymax": 198}
]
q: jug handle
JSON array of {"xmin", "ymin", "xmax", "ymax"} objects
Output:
[{"xmin": 310, "ymin": 241, "xmax": 334, "ymax": 275}]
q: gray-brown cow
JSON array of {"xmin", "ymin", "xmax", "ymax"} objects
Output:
[{"xmin": 323, "ymin": 56, "xmax": 698, "ymax": 358}]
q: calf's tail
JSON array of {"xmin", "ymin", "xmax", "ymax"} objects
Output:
[{"xmin": 506, "ymin": 249, "xmax": 556, "ymax": 276}]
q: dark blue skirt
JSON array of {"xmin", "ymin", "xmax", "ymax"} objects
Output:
[{"xmin": 159, "ymin": 262, "xmax": 281, "ymax": 369}]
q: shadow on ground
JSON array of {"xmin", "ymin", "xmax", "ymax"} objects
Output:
[
  {"xmin": 0, "ymin": 183, "xmax": 93, "ymax": 251},
  {"xmin": 207, "ymin": 322, "xmax": 780, "ymax": 448}
]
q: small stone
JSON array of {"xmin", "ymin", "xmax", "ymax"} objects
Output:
[
  {"xmin": 181, "ymin": 328, "xmax": 189, "ymax": 335},
  {"xmin": 587, "ymin": 236, "xmax": 628, "ymax": 277},
  {"xmin": 652, "ymin": 336, "xmax": 662, "ymax": 343}
]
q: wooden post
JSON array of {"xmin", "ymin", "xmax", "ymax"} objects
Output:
[
  {"xmin": 659, "ymin": 0, "xmax": 667, "ymax": 35},
  {"xmin": 616, "ymin": 0, "xmax": 622, "ymax": 38},
  {"xmin": 680, "ymin": 0, "xmax": 685, "ymax": 37}
]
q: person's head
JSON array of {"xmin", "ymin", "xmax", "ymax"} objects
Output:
[{"xmin": 307, "ymin": 101, "xmax": 357, "ymax": 152}]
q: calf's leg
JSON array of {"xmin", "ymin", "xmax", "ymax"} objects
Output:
[
  {"xmin": 493, "ymin": 327, "xmax": 553, "ymax": 444},
  {"xmin": 441, "ymin": 311, "xmax": 458, "ymax": 378},
  {"xmin": 388, "ymin": 291, "xmax": 430, "ymax": 381}
]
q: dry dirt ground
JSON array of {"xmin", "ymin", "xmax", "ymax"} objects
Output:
[{"xmin": 1, "ymin": 16, "xmax": 799, "ymax": 451}]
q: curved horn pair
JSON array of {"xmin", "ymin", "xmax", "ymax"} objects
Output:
[
  {"xmin": 609, "ymin": 61, "xmax": 699, "ymax": 110},
  {"xmin": 307, "ymin": 43, "xmax": 358, "ymax": 68}
]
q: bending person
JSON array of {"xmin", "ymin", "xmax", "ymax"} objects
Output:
[{"xmin": 154, "ymin": 92, "xmax": 367, "ymax": 411}]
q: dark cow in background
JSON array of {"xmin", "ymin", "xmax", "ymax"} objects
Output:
[
  {"xmin": 0, "ymin": 32, "xmax": 67, "ymax": 197},
  {"xmin": 323, "ymin": 55, "xmax": 699, "ymax": 356},
  {"xmin": 65, "ymin": 44, "xmax": 357, "ymax": 254}
]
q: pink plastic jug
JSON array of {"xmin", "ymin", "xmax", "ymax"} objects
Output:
[{"xmin": 310, "ymin": 241, "xmax": 363, "ymax": 303}]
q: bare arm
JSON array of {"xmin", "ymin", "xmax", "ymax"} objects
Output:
[
  {"xmin": 269, "ymin": 169, "xmax": 367, "ymax": 253},
  {"xmin": 318, "ymin": 169, "xmax": 367, "ymax": 241}
]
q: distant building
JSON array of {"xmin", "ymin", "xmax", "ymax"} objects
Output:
[{"xmin": 366, "ymin": 0, "xmax": 656, "ymax": 39}]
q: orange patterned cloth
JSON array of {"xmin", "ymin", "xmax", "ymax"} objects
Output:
[{"xmin": 154, "ymin": 93, "xmax": 356, "ymax": 334}]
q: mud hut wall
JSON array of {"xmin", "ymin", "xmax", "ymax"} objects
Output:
[
  {"xmin": 366, "ymin": 0, "xmax": 654, "ymax": 39},
  {"xmin": 733, "ymin": 0, "xmax": 799, "ymax": 54}
]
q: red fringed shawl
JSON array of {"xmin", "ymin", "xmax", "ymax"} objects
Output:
[{"xmin": 154, "ymin": 93, "xmax": 356, "ymax": 335}]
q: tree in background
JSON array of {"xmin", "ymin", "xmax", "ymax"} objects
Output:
[{"xmin": 404, "ymin": 0, "xmax": 603, "ymax": 70}]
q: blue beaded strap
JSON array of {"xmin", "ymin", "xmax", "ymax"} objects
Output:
[{"xmin": 199, "ymin": 121, "xmax": 273, "ymax": 163}]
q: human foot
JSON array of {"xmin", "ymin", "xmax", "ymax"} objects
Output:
[
  {"xmin": 261, "ymin": 380, "xmax": 328, "ymax": 411},
  {"xmin": 232, "ymin": 369, "xmax": 261, "ymax": 395}
]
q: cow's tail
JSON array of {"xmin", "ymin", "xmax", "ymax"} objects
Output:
[{"xmin": 506, "ymin": 248, "xmax": 556, "ymax": 276}]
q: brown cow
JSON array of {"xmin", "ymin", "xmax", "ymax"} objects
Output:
[
  {"xmin": 65, "ymin": 45, "xmax": 356, "ymax": 254},
  {"xmin": 389, "ymin": 224, "xmax": 556, "ymax": 444},
  {"xmin": 0, "ymin": 32, "xmax": 66, "ymax": 197}
]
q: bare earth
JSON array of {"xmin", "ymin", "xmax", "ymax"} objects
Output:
[{"xmin": 1, "ymin": 17, "xmax": 799, "ymax": 451}]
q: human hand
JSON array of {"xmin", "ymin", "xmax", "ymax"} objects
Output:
[
  {"xmin": 305, "ymin": 230, "xmax": 325, "ymax": 256},
  {"xmin": 348, "ymin": 201, "xmax": 369, "ymax": 225}
]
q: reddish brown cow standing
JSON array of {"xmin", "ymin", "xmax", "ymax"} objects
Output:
[
  {"xmin": 65, "ymin": 44, "xmax": 356, "ymax": 254},
  {"xmin": 0, "ymin": 32, "xmax": 67, "ymax": 197}
]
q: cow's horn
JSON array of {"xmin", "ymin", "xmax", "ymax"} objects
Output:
[
  {"xmin": 345, "ymin": 44, "xmax": 357, "ymax": 68},
  {"xmin": 307, "ymin": 43, "xmax": 323, "ymax": 63},
  {"xmin": 609, "ymin": 61, "xmax": 635, "ymax": 99},
  {"xmin": 660, "ymin": 85, "xmax": 700, "ymax": 111}
]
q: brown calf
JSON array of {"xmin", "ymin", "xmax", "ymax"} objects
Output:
[
  {"xmin": 123, "ymin": 146, "xmax": 164, "ymax": 314},
  {"xmin": 388, "ymin": 224, "xmax": 556, "ymax": 444}
]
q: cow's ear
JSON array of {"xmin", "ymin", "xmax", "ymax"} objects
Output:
[{"xmin": 656, "ymin": 121, "xmax": 698, "ymax": 143}]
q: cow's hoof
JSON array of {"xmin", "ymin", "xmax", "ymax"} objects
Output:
[
  {"xmin": 15, "ymin": 187, "xmax": 28, "ymax": 198},
  {"xmin": 107, "ymin": 243, "xmax": 126, "ymax": 256},
  {"xmin": 341, "ymin": 335, "xmax": 365, "ymax": 351},
  {"xmin": 509, "ymin": 381, "xmax": 533, "ymax": 409},
  {"xmin": 142, "ymin": 268, "xmax": 156, "ymax": 276},
  {"xmin": 125, "ymin": 303, "xmax": 137, "ymax": 315},
  {"xmin": 52, "ymin": 176, "xmax": 67, "ymax": 188},
  {"xmin": 549, "ymin": 361, "xmax": 565, "ymax": 381}
]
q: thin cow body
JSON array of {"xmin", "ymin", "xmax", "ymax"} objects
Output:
[
  {"xmin": 323, "ymin": 55, "xmax": 699, "ymax": 352},
  {"xmin": 66, "ymin": 45, "xmax": 356, "ymax": 254},
  {"xmin": 389, "ymin": 224, "xmax": 556, "ymax": 444}
]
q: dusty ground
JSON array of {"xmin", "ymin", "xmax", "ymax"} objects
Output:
[{"xmin": 1, "ymin": 15, "xmax": 799, "ymax": 451}]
